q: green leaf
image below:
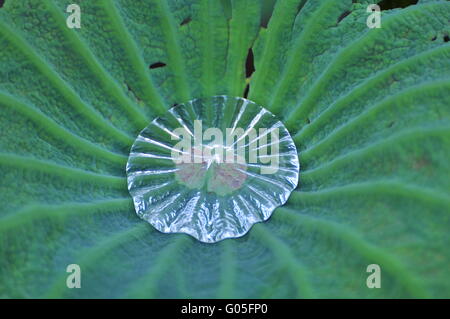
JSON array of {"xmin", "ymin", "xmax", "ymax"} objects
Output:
[{"xmin": 0, "ymin": 0, "xmax": 449, "ymax": 298}]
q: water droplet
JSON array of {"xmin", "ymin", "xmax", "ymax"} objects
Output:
[{"xmin": 126, "ymin": 96, "xmax": 299, "ymax": 243}]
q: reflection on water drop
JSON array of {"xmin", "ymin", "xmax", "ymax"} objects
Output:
[{"xmin": 126, "ymin": 96, "xmax": 299, "ymax": 243}]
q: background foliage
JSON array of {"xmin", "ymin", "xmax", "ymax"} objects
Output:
[{"xmin": 0, "ymin": 0, "xmax": 449, "ymax": 298}]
